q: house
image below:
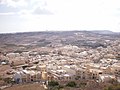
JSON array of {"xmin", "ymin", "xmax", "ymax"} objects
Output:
[
  {"xmin": 89, "ymin": 69, "xmax": 103, "ymax": 80},
  {"xmin": 111, "ymin": 63, "xmax": 120, "ymax": 77},
  {"xmin": 13, "ymin": 70, "xmax": 41, "ymax": 83},
  {"xmin": 14, "ymin": 72, "xmax": 22, "ymax": 83},
  {"xmin": 0, "ymin": 60, "xmax": 9, "ymax": 65},
  {"xmin": 48, "ymin": 69, "xmax": 76, "ymax": 81},
  {"xmin": 99, "ymin": 74, "xmax": 116, "ymax": 83}
]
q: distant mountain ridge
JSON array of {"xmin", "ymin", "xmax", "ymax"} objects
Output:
[
  {"xmin": 0, "ymin": 30, "xmax": 119, "ymax": 35},
  {"xmin": 91, "ymin": 30, "xmax": 115, "ymax": 34},
  {"xmin": 0, "ymin": 30, "xmax": 120, "ymax": 46}
]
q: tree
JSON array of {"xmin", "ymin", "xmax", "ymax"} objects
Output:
[
  {"xmin": 48, "ymin": 81, "xmax": 60, "ymax": 90},
  {"xmin": 66, "ymin": 81, "xmax": 77, "ymax": 87},
  {"xmin": 51, "ymin": 85, "xmax": 64, "ymax": 90},
  {"xmin": 104, "ymin": 84, "xmax": 120, "ymax": 90},
  {"xmin": 48, "ymin": 81, "xmax": 59, "ymax": 87}
]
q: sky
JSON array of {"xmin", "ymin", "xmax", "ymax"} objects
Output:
[{"xmin": 0, "ymin": 0, "xmax": 120, "ymax": 33}]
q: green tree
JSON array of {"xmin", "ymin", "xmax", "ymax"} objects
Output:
[
  {"xmin": 107, "ymin": 86, "xmax": 113, "ymax": 90},
  {"xmin": 48, "ymin": 81, "xmax": 60, "ymax": 90},
  {"xmin": 48, "ymin": 81, "xmax": 59, "ymax": 87},
  {"xmin": 66, "ymin": 81, "xmax": 77, "ymax": 87}
]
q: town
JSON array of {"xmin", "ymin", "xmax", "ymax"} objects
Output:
[{"xmin": 0, "ymin": 31, "xmax": 120, "ymax": 90}]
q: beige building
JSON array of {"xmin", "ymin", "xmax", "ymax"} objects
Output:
[
  {"xmin": 14, "ymin": 64, "xmax": 48, "ymax": 83},
  {"xmin": 76, "ymin": 68, "xmax": 103, "ymax": 80},
  {"xmin": 14, "ymin": 70, "xmax": 41, "ymax": 83},
  {"xmin": 42, "ymin": 71, "xmax": 48, "ymax": 80},
  {"xmin": 36, "ymin": 64, "xmax": 47, "ymax": 72},
  {"xmin": 99, "ymin": 74, "xmax": 116, "ymax": 83},
  {"xmin": 76, "ymin": 68, "xmax": 90, "ymax": 80},
  {"xmin": 89, "ymin": 69, "xmax": 103, "ymax": 80},
  {"xmin": 48, "ymin": 69, "xmax": 75, "ymax": 81},
  {"xmin": 111, "ymin": 63, "xmax": 120, "ymax": 77},
  {"xmin": 21, "ymin": 70, "xmax": 41, "ymax": 82}
]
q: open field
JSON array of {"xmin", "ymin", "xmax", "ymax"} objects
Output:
[{"xmin": 4, "ymin": 83, "xmax": 45, "ymax": 90}]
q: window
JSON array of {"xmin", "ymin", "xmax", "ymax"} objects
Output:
[
  {"xmin": 31, "ymin": 79, "xmax": 33, "ymax": 81},
  {"xmin": 99, "ymin": 72, "xmax": 102, "ymax": 74}
]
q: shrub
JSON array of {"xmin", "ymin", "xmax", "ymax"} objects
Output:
[
  {"xmin": 66, "ymin": 81, "xmax": 76, "ymax": 87},
  {"xmin": 48, "ymin": 81, "xmax": 59, "ymax": 87}
]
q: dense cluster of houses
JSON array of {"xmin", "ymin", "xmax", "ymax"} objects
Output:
[{"xmin": 0, "ymin": 40, "xmax": 120, "ymax": 85}]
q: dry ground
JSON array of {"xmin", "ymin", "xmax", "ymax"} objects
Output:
[
  {"xmin": 4, "ymin": 83, "xmax": 45, "ymax": 90},
  {"xmin": 0, "ymin": 65, "xmax": 12, "ymax": 76}
]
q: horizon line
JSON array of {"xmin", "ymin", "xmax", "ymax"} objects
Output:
[{"xmin": 0, "ymin": 30, "xmax": 119, "ymax": 34}]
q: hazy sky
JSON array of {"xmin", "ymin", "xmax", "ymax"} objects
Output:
[{"xmin": 0, "ymin": 0, "xmax": 120, "ymax": 33}]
